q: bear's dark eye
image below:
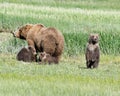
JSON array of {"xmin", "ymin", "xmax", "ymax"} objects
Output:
[{"xmin": 19, "ymin": 29, "xmax": 22, "ymax": 32}]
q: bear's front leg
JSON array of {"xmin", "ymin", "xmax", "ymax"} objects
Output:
[{"xmin": 27, "ymin": 39, "xmax": 37, "ymax": 55}]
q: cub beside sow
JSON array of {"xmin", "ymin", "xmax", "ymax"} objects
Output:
[
  {"xmin": 17, "ymin": 46, "xmax": 36, "ymax": 62},
  {"xmin": 39, "ymin": 52, "xmax": 58, "ymax": 64}
]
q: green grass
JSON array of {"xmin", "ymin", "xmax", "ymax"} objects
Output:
[
  {"xmin": 1, "ymin": 0, "xmax": 120, "ymax": 10},
  {"xmin": 0, "ymin": 53, "xmax": 120, "ymax": 96},
  {"xmin": 0, "ymin": 0, "xmax": 120, "ymax": 55},
  {"xmin": 0, "ymin": 0, "xmax": 120, "ymax": 96}
]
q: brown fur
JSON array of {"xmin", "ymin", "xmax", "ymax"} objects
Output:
[
  {"xmin": 85, "ymin": 34, "xmax": 100, "ymax": 68},
  {"xmin": 14, "ymin": 24, "xmax": 64, "ymax": 63},
  {"xmin": 17, "ymin": 46, "xmax": 36, "ymax": 62},
  {"xmin": 39, "ymin": 52, "xmax": 58, "ymax": 64}
]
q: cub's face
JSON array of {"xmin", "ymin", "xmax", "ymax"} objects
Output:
[
  {"xmin": 14, "ymin": 24, "xmax": 33, "ymax": 39},
  {"xmin": 89, "ymin": 34, "xmax": 99, "ymax": 44},
  {"xmin": 40, "ymin": 52, "xmax": 50, "ymax": 62}
]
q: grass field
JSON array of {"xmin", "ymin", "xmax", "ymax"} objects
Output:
[{"xmin": 0, "ymin": 0, "xmax": 120, "ymax": 96}]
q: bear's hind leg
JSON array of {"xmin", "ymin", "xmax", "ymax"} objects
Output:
[{"xmin": 93, "ymin": 61, "xmax": 99, "ymax": 68}]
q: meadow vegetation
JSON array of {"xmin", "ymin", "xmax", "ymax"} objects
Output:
[{"xmin": 0, "ymin": 0, "xmax": 120, "ymax": 96}]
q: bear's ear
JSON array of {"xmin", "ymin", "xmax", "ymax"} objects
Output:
[
  {"xmin": 95, "ymin": 34, "xmax": 99, "ymax": 40},
  {"xmin": 35, "ymin": 24, "xmax": 45, "ymax": 28},
  {"xmin": 25, "ymin": 24, "xmax": 33, "ymax": 29},
  {"xmin": 46, "ymin": 53, "xmax": 50, "ymax": 58},
  {"xmin": 95, "ymin": 34, "xmax": 99, "ymax": 37},
  {"xmin": 39, "ymin": 24, "xmax": 44, "ymax": 27},
  {"xmin": 90, "ymin": 33, "xmax": 99, "ymax": 37},
  {"xmin": 89, "ymin": 33, "xmax": 94, "ymax": 37},
  {"xmin": 28, "ymin": 46, "xmax": 34, "ymax": 52},
  {"xmin": 43, "ymin": 51, "xmax": 46, "ymax": 54},
  {"xmin": 40, "ymin": 53, "xmax": 44, "ymax": 57},
  {"xmin": 28, "ymin": 46, "xmax": 32, "ymax": 50}
]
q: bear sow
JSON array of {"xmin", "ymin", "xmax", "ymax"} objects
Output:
[{"xmin": 14, "ymin": 24, "xmax": 64, "ymax": 63}]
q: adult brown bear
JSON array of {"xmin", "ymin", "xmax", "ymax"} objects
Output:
[{"xmin": 13, "ymin": 24, "xmax": 64, "ymax": 63}]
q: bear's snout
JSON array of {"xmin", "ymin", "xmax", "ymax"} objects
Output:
[{"xmin": 13, "ymin": 31, "xmax": 20, "ymax": 38}]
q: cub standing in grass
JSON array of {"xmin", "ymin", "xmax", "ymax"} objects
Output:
[
  {"xmin": 85, "ymin": 34, "xmax": 100, "ymax": 68},
  {"xmin": 17, "ymin": 46, "xmax": 36, "ymax": 62},
  {"xmin": 39, "ymin": 51, "xmax": 58, "ymax": 64}
]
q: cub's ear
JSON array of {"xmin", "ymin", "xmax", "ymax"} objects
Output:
[
  {"xmin": 89, "ymin": 33, "xmax": 94, "ymax": 37},
  {"xmin": 90, "ymin": 33, "xmax": 99, "ymax": 37},
  {"xmin": 46, "ymin": 53, "xmax": 50, "ymax": 57},
  {"xmin": 40, "ymin": 53, "xmax": 44, "ymax": 57},
  {"xmin": 96, "ymin": 34, "xmax": 99, "ymax": 37},
  {"xmin": 28, "ymin": 46, "xmax": 34, "ymax": 52},
  {"xmin": 28, "ymin": 46, "xmax": 32, "ymax": 50}
]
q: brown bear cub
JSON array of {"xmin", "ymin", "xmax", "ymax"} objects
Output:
[
  {"xmin": 85, "ymin": 34, "xmax": 100, "ymax": 68},
  {"xmin": 39, "ymin": 52, "xmax": 58, "ymax": 64},
  {"xmin": 17, "ymin": 46, "xmax": 36, "ymax": 62}
]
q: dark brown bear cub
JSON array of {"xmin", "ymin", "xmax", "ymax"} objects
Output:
[
  {"xmin": 39, "ymin": 52, "xmax": 58, "ymax": 64},
  {"xmin": 85, "ymin": 34, "xmax": 100, "ymax": 68},
  {"xmin": 17, "ymin": 46, "xmax": 36, "ymax": 62}
]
